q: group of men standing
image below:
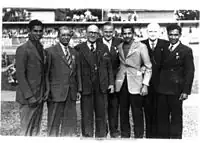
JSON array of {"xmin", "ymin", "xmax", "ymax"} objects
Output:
[{"xmin": 15, "ymin": 19, "xmax": 195, "ymax": 139}]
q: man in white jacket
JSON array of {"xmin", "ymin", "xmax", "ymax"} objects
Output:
[{"xmin": 116, "ymin": 24, "xmax": 152, "ymax": 138}]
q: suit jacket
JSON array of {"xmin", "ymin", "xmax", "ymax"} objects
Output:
[
  {"xmin": 16, "ymin": 40, "xmax": 47, "ymax": 104},
  {"xmin": 141, "ymin": 39, "xmax": 169, "ymax": 91},
  {"xmin": 115, "ymin": 41, "xmax": 152, "ymax": 94},
  {"xmin": 158, "ymin": 42, "xmax": 195, "ymax": 95},
  {"xmin": 46, "ymin": 43, "xmax": 82, "ymax": 102},
  {"xmin": 97, "ymin": 37, "xmax": 123, "ymax": 77},
  {"xmin": 75, "ymin": 42, "xmax": 114, "ymax": 95}
]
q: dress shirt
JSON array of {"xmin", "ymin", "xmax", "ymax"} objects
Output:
[
  {"xmin": 87, "ymin": 41, "xmax": 97, "ymax": 51},
  {"xmin": 59, "ymin": 42, "xmax": 67, "ymax": 55},
  {"xmin": 148, "ymin": 39, "xmax": 158, "ymax": 50},
  {"xmin": 103, "ymin": 38, "xmax": 112, "ymax": 51},
  {"xmin": 169, "ymin": 41, "xmax": 180, "ymax": 51}
]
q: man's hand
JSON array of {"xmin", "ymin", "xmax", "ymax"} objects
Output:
[
  {"xmin": 43, "ymin": 89, "xmax": 50, "ymax": 102},
  {"xmin": 179, "ymin": 93, "xmax": 188, "ymax": 101},
  {"xmin": 140, "ymin": 84, "xmax": 148, "ymax": 96},
  {"xmin": 76, "ymin": 92, "xmax": 81, "ymax": 101},
  {"xmin": 28, "ymin": 96, "xmax": 39, "ymax": 108},
  {"xmin": 108, "ymin": 85, "xmax": 114, "ymax": 94}
]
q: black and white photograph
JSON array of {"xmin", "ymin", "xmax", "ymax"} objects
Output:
[{"xmin": 0, "ymin": 0, "xmax": 199, "ymax": 142}]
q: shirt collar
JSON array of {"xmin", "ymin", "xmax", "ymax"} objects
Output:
[
  {"xmin": 87, "ymin": 41, "xmax": 96, "ymax": 50},
  {"xmin": 59, "ymin": 42, "xmax": 68, "ymax": 55},
  {"xmin": 103, "ymin": 38, "xmax": 112, "ymax": 51},
  {"xmin": 170, "ymin": 41, "xmax": 180, "ymax": 51},
  {"xmin": 148, "ymin": 39, "xmax": 158, "ymax": 47},
  {"xmin": 103, "ymin": 38, "xmax": 112, "ymax": 45}
]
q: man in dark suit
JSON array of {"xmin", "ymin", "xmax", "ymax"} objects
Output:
[
  {"xmin": 16, "ymin": 19, "xmax": 48, "ymax": 136},
  {"xmin": 97, "ymin": 22, "xmax": 122, "ymax": 138},
  {"xmin": 75, "ymin": 24, "xmax": 114, "ymax": 138},
  {"xmin": 46, "ymin": 26, "xmax": 82, "ymax": 137},
  {"xmin": 141, "ymin": 23, "xmax": 169, "ymax": 138},
  {"xmin": 157, "ymin": 24, "xmax": 195, "ymax": 139}
]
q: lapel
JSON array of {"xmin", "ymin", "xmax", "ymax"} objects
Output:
[
  {"xmin": 164, "ymin": 43, "xmax": 182, "ymax": 63},
  {"xmin": 110, "ymin": 38, "xmax": 118, "ymax": 55},
  {"xmin": 126, "ymin": 41, "xmax": 139, "ymax": 58},
  {"xmin": 81, "ymin": 42, "xmax": 96, "ymax": 67},
  {"xmin": 28, "ymin": 40, "xmax": 43, "ymax": 63},
  {"xmin": 55, "ymin": 43, "xmax": 70, "ymax": 67},
  {"xmin": 96, "ymin": 42, "xmax": 102, "ymax": 65},
  {"xmin": 118, "ymin": 43, "xmax": 125, "ymax": 60},
  {"xmin": 144, "ymin": 40, "xmax": 152, "ymax": 51}
]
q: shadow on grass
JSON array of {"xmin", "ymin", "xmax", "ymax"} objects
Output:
[{"xmin": 0, "ymin": 102, "xmax": 81, "ymax": 136}]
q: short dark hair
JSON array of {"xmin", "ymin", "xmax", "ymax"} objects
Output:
[
  {"xmin": 28, "ymin": 19, "xmax": 43, "ymax": 30},
  {"xmin": 166, "ymin": 24, "xmax": 182, "ymax": 34},
  {"xmin": 121, "ymin": 24, "xmax": 134, "ymax": 33}
]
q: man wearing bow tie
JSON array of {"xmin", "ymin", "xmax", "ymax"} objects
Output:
[
  {"xmin": 115, "ymin": 24, "xmax": 152, "ymax": 138},
  {"xmin": 157, "ymin": 24, "xmax": 195, "ymax": 139},
  {"xmin": 16, "ymin": 19, "xmax": 48, "ymax": 136},
  {"xmin": 75, "ymin": 24, "xmax": 114, "ymax": 138},
  {"xmin": 141, "ymin": 23, "xmax": 169, "ymax": 138},
  {"xmin": 97, "ymin": 22, "xmax": 123, "ymax": 138},
  {"xmin": 45, "ymin": 26, "xmax": 82, "ymax": 136}
]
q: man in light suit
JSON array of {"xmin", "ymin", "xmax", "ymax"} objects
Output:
[
  {"xmin": 16, "ymin": 19, "xmax": 48, "ymax": 136},
  {"xmin": 46, "ymin": 26, "xmax": 82, "ymax": 136},
  {"xmin": 97, "ymin": 22, "xmax": 123, "ymax": 138},
  {"xmin": 157, "ymin": 24, "xmax": 195, "ymax": 139},
  {"xmin": 75, "ymin": 25, "xmax": 114, "ymax": 138},
  {"xmin": 141, "ymin": 23, "xmax": 169, "ymax": 138},
  {"xmin": 115, "ymin": 24, "xmax": 152, "ymax": 138}
]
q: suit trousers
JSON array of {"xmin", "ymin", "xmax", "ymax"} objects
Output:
[
  {"xmin": 157, "ymin": 93, "xmax": 183, "ymax": 139},
  {"xmin": 81, "ymin": 82, "xmax": 107, "ymax": 138},
  {"xmin": 119, "ymin": 77, "xmax": 144, "ymax": 138},
  {"xmin": 19, "ymin": 102, "xmax": 44, "ymax": 136},
  {"xmin": 108, "ymin": 92, "xmax": 119, "ymax": 135},
  {"xmin": 143, "ymin": 87, "xmax": 158, "ymax": 138},
  {"xmin": 47, "ymin": 90, "xmax": 77, "ymax": 137}
]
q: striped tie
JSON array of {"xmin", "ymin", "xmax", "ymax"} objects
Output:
[
  {"xmin": 169, "ymin": 45, "xmax": 174, "ymax": 52},
  {"xmin": 65, "ymin": 46, "xmax": 72, "ymax": 69},
  {"xmin": 90, "ymin": 43, "xmax": 95, "ymax": 52}
]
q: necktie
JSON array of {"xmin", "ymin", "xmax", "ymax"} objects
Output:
[
  {"xmin": 151, "ymin": 42, "xmax": 155, "ymax": 51},
  {"xmin": 169, "ymin": 45, "xmax": 174, "ymax": 52},
  {"xmin": 90, "ymin": 43, "xmax": 95, "ymax": 52},
  {"xmin": 65, "ymin": 46, "xmax": 72, "ymax": 69}
]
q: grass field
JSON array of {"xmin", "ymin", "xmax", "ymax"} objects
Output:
[{"xmin": 0, "ymin": 101, "xmax": 199, "ymax": 138}]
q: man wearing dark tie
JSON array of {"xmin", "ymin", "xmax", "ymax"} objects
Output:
[
  {"xmin": 141, "ymin": 23, "xmax": 169, "ymax": 138},
  {"xmin": 75, "ymin": 24, "xmax": 114, "ymax": 138},
  {"xmin": 46, "ymin": 26, "xmax": 82, "ymax": 136},
  {"xmin": 157, "ymin": 24, "xmax": 195, "ymax": 139},
  {"xmin": 97, "ymin": 22, "xmax": 123, "ymax": 138}
]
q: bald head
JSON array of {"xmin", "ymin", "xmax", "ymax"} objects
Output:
[
  {"xmin": 87, "ymin": 25, "xmax": 99, "ymax": 33},
  {"xmin": 147, "ymin": 23, "xmax": 160, "ymax": 31},
  {"xmin": 87, "ymin": 25, "xmax": 99, "ymax": 43},
  {"xmin": 147, "ymin": 22, "xmax": 160, "ymax": 41}
]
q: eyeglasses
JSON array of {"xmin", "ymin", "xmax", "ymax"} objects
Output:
[{"xmin": 88, "ymin": 31, "xmax": 98, "ymax": 35}]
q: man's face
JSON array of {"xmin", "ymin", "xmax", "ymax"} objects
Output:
[
  {"xmin": 87, "ymin": 25, "xmax": 99, "ymax": 43},
  {"xmin": 30, "ymin": 25, "xmax": 43, "ymax": 41},
  {"xmin": 58, "ymin": 29, "xmax": 72, "ymax": 46},
  {"xmin": 122, "ymin": 28, "xmax": 133, "ymax": 43},
  {"xmin": 147, "ymin": 27, "xmax": 160, "ymax": 41},
  {"xmin": 103, "ymin": 25, "xmax": 114, "ymax": 41},
  {"xmin": 168, "ymin": 29, "xmax": 181, "ymax": 45}
]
